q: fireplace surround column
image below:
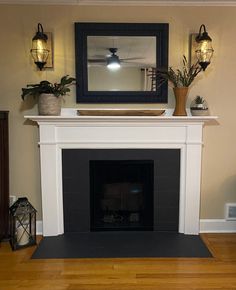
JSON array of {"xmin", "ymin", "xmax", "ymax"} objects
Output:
[{"xmin": 26, "ymin": 110, "xmax": 217, "ymax": 236}]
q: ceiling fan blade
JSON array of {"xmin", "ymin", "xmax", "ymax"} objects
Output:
[
  {"xmin": 88, "ymin": 59, "xmax": 106, "ymax": 63},
  {"xmin": 89, "ymin": 54, "xmax": 107, "ymax": 58},
  {"xmin": 120, "ymin": 57, "xmax": 145, "ymax": 61}
]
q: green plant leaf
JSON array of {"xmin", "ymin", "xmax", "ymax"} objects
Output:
[
  {"xmin": 21, "ymin": 75, "xmax": 76, "ymax": 101},
  {"xmin": 156, "ymin": 55, "xmax": 202, "ymax": 88}
]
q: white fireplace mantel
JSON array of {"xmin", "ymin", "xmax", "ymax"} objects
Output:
[{"xmin": 26, "ymin": 109, "xmax": 218, "ymax": 236}]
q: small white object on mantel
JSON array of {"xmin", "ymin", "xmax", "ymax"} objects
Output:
[{"xmin": 25, "ymin": 109, "xmax": 218, "ymax": 237}]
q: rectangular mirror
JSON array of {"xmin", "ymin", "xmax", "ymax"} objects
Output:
[{"xmin": 75, "ymin": 23, "xmax": 169, "ymax": 103}]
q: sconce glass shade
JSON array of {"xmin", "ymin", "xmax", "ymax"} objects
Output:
[
  {"xmin": 30, "ymin": 23, "xmax": 49, "ymax": 70},
  {"xmin": 107, "ymin": 54, "xmax": 121, "ymax": 70},
  {"xmin": 195, "ymin": 24, "xmax": 214, "ymax": 71}
]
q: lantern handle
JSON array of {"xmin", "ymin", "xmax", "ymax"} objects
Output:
[
  {"xmin": 32, "ymin": 23, "xmax": 48, "ymax": 42},
  {"xmin": 37, "ymin": 23, "xmax": 44, "ymax": 34},
  {"xmin": 198, "ymin": 24, "xmax": 206, "ymax": 35},
  {"xmin": 195, "ymin": 24, "xmax": 212, "ymax": 42}
]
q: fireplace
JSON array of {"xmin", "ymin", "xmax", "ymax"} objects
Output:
[
  {"xmin": 90, "ymin": 160, "xmax": 154, "ymax": 231},
  {"xmin": 62, "ymin": 149, "xmax": 180, "ymax": 233},
  {"xmin": 26, "ymin": 109, "xmax": 217, "ymax": 236}
]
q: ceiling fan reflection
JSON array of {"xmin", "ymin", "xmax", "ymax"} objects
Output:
[{"xmin": 88, "ymin": 47, "xmax": 144, "ymax": 67}]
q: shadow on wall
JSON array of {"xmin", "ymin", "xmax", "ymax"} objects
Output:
[
  {"xmin": 221, "ymin": 175, "xmax": 236, "ymax": 202},
  {"xmin": 20, "ymin": 95, "xmax": 39, "ymax": 126},
  {"xmin": 19, "ymin": 95, "xmax": 38, "ymax": 113}
]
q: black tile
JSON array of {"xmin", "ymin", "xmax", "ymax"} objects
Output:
[{"xmin": 32, "ymin": 232, "xmax": 212, "ymax": 259}]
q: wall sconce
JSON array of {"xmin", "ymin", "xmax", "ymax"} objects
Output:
[
  {"xmin": 194, "ymin": 24, "xmax": 214, "ymax": 71},
  {"xmin": 30, "ymin": 23, "xmax": 53, "ymax": 71}
]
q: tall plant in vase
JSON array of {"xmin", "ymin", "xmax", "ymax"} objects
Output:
[{"xmin": 157, "ymin": 56, "xmax": 202, "ymax": 116}]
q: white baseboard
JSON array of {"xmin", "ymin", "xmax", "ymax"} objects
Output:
[
  {"xmin": 36, "ymin": 220, "xmax": 43, "ymax": 235},
  {"xmin": 36, "ymin": 219, "xmax": 236, "ymax": 235},
  {"xmin": 200, "ymin": 219, "xmax": 236, "ymax": 233}
]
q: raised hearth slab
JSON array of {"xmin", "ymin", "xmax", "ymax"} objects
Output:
[{"xmin": 32, "ymin": 232, "xmax": 212, "ymax": 259}]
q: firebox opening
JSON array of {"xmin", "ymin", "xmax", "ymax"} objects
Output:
[
  {"xmin": 62, "ymin": 149, "xmax": 180, "ymax": 233},
  {"xmin": 90, "ymin": 160, "xmax": 154, "ymax": 231}
]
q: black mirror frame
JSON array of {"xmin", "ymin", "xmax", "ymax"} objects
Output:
[{"xmin": 75, "ymin": 22, "xmax": 169, "ymax": 104}]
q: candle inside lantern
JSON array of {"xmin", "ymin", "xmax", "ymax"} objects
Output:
[{"xmin": 17, "ymin": 225, "xmax": 29, "ymax": 246}]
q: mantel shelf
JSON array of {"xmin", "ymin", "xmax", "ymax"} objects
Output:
[{"xmin": 25, "ymin": 113, "xmax": 218, "ymax": 125}]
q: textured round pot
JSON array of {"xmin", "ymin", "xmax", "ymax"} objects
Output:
[
  {"xmin": 191, "ymin": 109, "xmax": 209, "ymax": 116},
  {"xmin": 173, "ymin": 87, "xmax": 188, "ymax": 116},
  {"xmin": 38, "ymin": 94, "xmax": 61, "ymax": 116}
]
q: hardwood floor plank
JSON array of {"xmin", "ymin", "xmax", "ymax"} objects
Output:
[{"xmin": 0, "ymin": 233, "xmax": 236, "ymax": 290}]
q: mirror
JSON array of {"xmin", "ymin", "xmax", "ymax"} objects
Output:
[
  {"xmin": 75, "ymin": 23, "xmax": 169, "ymax": 103},
  {"xmin": 87, "ymin": 36, "xmax": 156, "ymax": 91}
]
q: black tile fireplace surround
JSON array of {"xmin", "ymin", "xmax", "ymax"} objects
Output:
[{"xmin": 62, "ymin": 149, "xmax": 180, "ymax": 233}]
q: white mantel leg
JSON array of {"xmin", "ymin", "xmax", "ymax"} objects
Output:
[
  {"xmin": 40, "ymin": 145, "xmax": 61, "ymax": 236},
  {"xmin": 183, "ymin": 125, "xmax": 203, "ymax": 234},
  {"xmin": 39, "ymin": 124, "xmax": 64, "ymax": 236}
]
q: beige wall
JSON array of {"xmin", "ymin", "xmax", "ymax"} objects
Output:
[{"xmin": 0, "ymin": 4, "xmax": 235, "ymax": 220}]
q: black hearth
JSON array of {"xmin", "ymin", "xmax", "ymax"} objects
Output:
[{"xmin": 62, "ymin": 149, "xmax": 180, "ymax": 233}]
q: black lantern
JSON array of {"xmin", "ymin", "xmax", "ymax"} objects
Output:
[
  {"xmin": 30, "ymin": 23, "xmax": 49, "ymax": 70},
  {"xmin": 9, "ymin": 197, "xmax": 37, "ymax": 250},
  {"xmin": 195, "ymin": 24, "xmax": 214, "ymax": 71}
]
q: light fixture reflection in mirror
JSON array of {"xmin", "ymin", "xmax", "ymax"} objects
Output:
[
  {"xmin": 87, "ymin": 36, "xmax": 156, "ymax": 92},
  {"xmin": 106, "ymin": 48, "xmax": 121, "ymax": 70},
  {"xmin": 107, "ymin": 61, "xmax": 121, "ymax": 70}
]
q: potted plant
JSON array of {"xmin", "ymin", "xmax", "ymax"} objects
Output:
[
  {"xmin": 21, "ymin": 75, "xmax": 76, "ymax": 116},
  {"xmin": 190, "ymin": 96, "xmax": 209, "ymax": 116},
  {"xmin": 157, "ymin": 56, "xmax": 202, "ymax": 116}
]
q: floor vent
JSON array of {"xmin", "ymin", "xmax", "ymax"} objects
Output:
[{"xmin": 225, "ymin": 203, "xmax": 236, "ymax": 220}]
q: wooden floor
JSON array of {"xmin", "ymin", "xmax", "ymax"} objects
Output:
[{"xmin": 0, "ymin": 233, "xmax": 236, "ymax": 290}]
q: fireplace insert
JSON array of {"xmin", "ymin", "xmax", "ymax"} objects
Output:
[{"xmin": 90, "ymin": 160, "xmax": 154, "ymax": 231}]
